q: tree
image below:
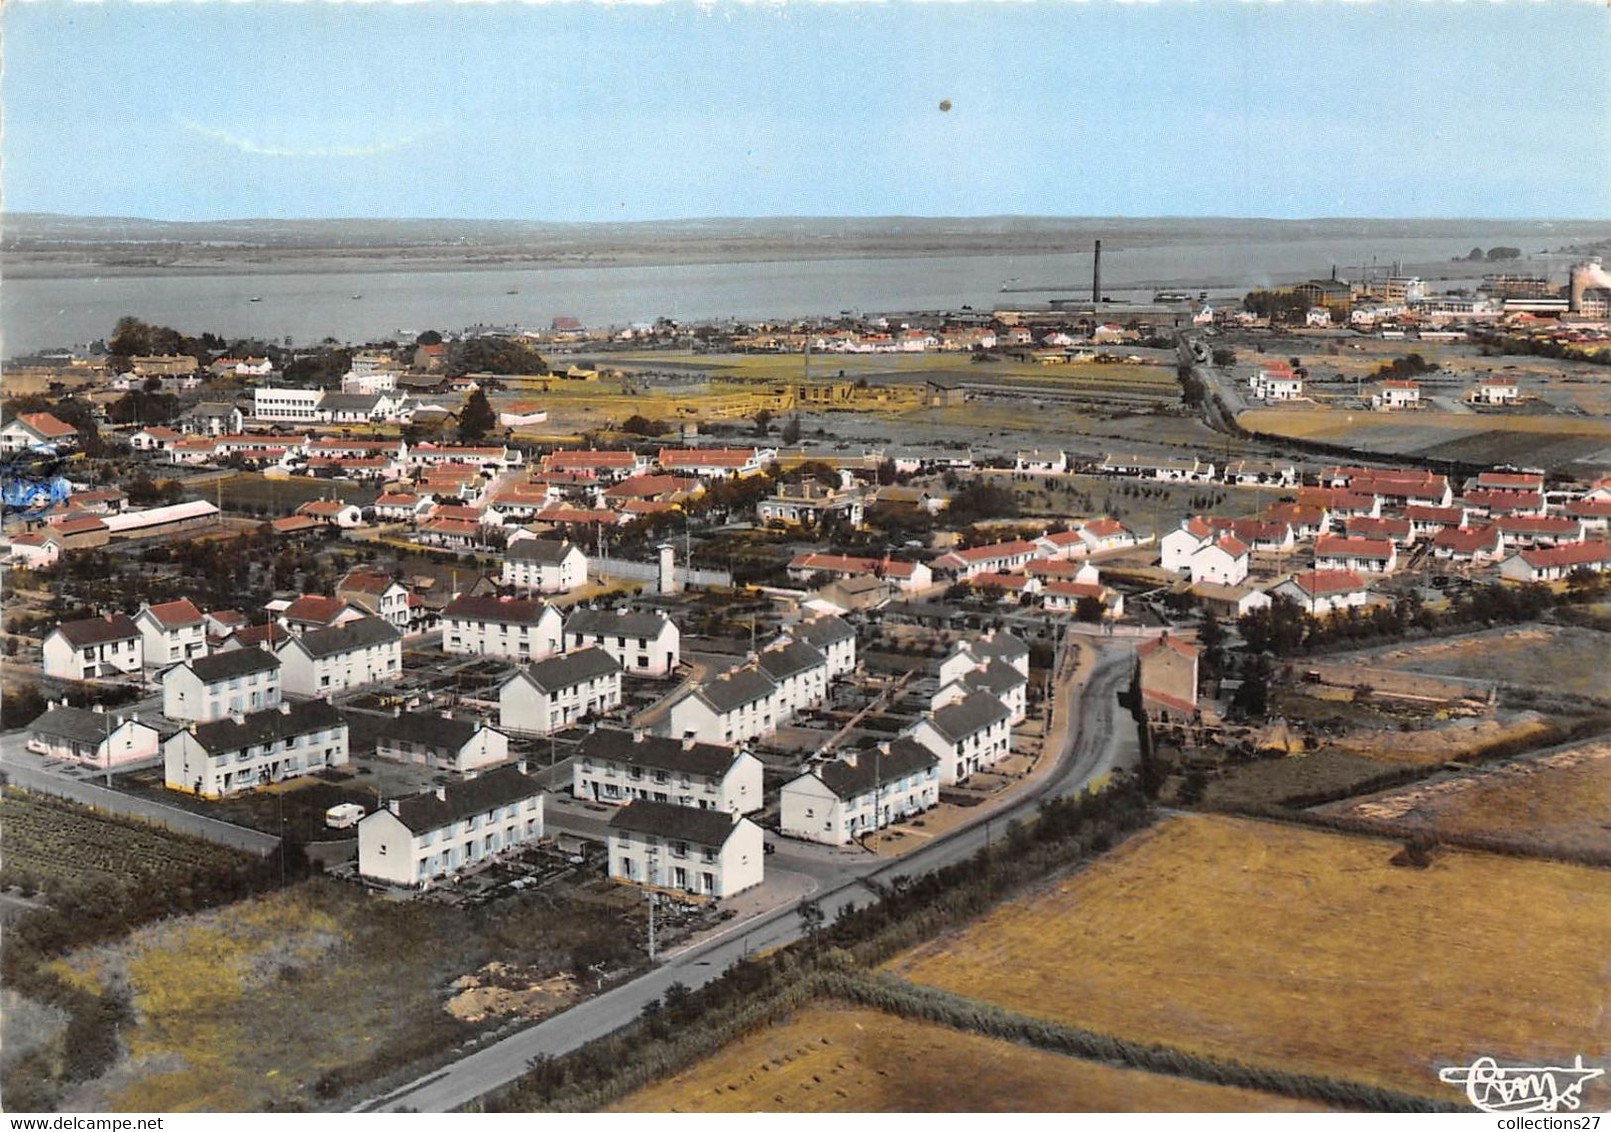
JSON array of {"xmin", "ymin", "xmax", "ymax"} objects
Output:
[
  {"xmin": 1210, "ymin": 347, "xmax": 1237, "ymax": 367},
  {"xmin": 752, "ymin": 409, "xmax": 774, "ymax": 437},
  {"xmin": 781, "ymin": 414, "xmax": 803, "ymax": 446},
  {"xmin": 458, "ymin": 390, "xmax": 496, "ymax": 443},
  {"xmin": 1074, "ymin": 596, "xmax": 1105, "ymax": 623},
  {"xmin": 415, "ymin": 330, "xmax": 443, "ymax": 346}
]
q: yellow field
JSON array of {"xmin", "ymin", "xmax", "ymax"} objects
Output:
[
  {"xmin": 1238, "ymin": 407, "xmax": 1611, "ymax": 442},
  {"xmin": 1335, "ymin": 739, "xmax": 1611, "ymax": 856},
  {"xmin": 612, "ymin": 1005, "xmax": 1328, "ymax": 1113},
  {"xmin": 888, "ymin": 814, "xmax": 1611, "ymax": 1100},
  {"xmin": 1333, "ymin": 715, "xmax": 1557, "ymax": 766}
]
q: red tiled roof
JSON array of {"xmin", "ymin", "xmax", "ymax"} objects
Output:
[
  {"xmin": 283, "ymin": 595, "xmax": 348, "ymax": 624},
  {"xmin": 144, "ymin": 598, "xmax": 204, "ymax": 627},
  {"xmin": 1517, "ymin": 542, "xmax": 1611, "ymax": 569},
  {"xmin": 1136, "ymin": 635, "xmax": 1198, "ymax": 660},
  {"xmin": 1286, "ymin": 569, "xmax": 1366, "ymax": 597},
  {"xmin": 1315, "ymin": 535, "xmax": 1394, "ymax": 559},
  {"xmin": 1432, "ymin": 525, "xmax": 1500, "ymax": 552},
  {"xmin": 1081, "ymin": 518, "xmax": 1125, "ymax": 538},
  {"xmin": 16, "ymin": 412, "xmax": 77, "ymax": 439}
]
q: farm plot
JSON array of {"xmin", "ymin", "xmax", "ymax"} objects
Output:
[
  {"xmin": 1338, "ymin": 626, "xmax": 1611, "ymax": 703},
  {"xmin": 611, "ymin": 1004, "xmax": 1326, "ymax": 1113},
  {"xmin": 1323, "ymin": 739, "xmax": 1611, "ymax": 858},
  {"xmin": 215, "ymin": 473, "xmax": 378, "ymax": 514},
  {"xmin": 1237, "ymin": 409, "xmax": 1611, "ymax": 470},
  {"xmin": 887, "ymin": 813, "xmax": 1611, "ymax": 1101}
]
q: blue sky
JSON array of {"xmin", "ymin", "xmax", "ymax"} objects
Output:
[{"xmin": 5, "ymin": 2, "xmax": 1607, "ymax": 221}]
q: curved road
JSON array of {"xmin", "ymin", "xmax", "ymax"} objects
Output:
[{"xmin": 360, "ymin": 643, "xmax": 1138, "ymax": 1113}]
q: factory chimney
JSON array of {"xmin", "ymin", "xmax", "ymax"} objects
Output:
[{"xmin": 1092, "ymin": 240, "xmax": 1102, "ymax": 303}]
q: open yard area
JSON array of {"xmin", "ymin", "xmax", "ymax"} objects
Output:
[
  {"xmin": 611, "ymin": 1004, "xmax": 1327, "ymax": 1113},
  {"xmin": 886, "ymin": 813, "xmax": 1611, "ymax": 1101},
  {"xmin": 45, "ymin": 877, "xmax": 645, "ymax": 1111},
  {"xmin": 1324, "ymin": 738, "xmax": 1611, "ymax": 858},
  {"xmin": 1236, "ymin": 408, "xmax": 1611, "ymax": 469},
  {"xmin": 215, "ymin": 473, "xmax": 378, "ymax": 514},
  {"xmin": 1338, "ymin": 626, "xmax": 1611, "ymax": 704}
]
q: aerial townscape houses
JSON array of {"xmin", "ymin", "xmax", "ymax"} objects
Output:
[
  {"xmin": 574, "ymin": 730, "xmax": 764, "ymax": 813},
  {"xmin": 780, "ymin": 738, "xmax": 941, "ymax": 846},
  {"xmin": 498, "ymin": 647, "xmax": 624, "ymax": 735},
  {"xmin": 357, "ymin": 765, "xmax": 545, "ymax": 888},
  {"xmin": 606, "ymin": 801, "xmax": 765, "ymax": 899},
  {"xmin": 274, "ymin": 616, "xmax": 403, "ymax": 696},
  {"xmin": 164, "ymin": 700, "xmax": 350, "ymax": 798}
]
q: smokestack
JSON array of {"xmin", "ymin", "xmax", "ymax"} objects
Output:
[{"xmin": 1092, "ymin": 240, "xmax": 1102, "ymax": 303}]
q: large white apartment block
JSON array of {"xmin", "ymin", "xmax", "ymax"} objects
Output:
[
  {"xmin": 607, "ymin": 801, "xmax": 764, "ymax": 900},
  {"xmin": 163, "ymin": 699, "xmax": 349, "ymax": 798},
  {"xmin": 574, "ymin": 730, "xmax": 763, "ymax": 813},
  {"xmin": 562, "ymin": 608, "xmax": 682, "ymax": 677},
  {"xmin": 42, "ymin": 614, "xmax": 143, "ymax": 681},
  {"xmin": 779, "ymin": 739, "xmax": 941, "ymax": 846},
  {"xmin": 161, "ymin": 648, "xmax": 282, "ymax": 723},
  {"xmin": 443, "ymin": 595, "xmax": 564, "ymax": 662},
  {"xmin": 253, "ymin": 387, "xmax": 325, "ymax": 422},
  {"xmin": 274, "ymin": 616, "xmax": 402, "ymax": 697},
  {"xmin": 498, "ymin": 647, "xmax": 623, "ymax": 735},
  {"xmin": 357, "ymin": 765, "xmax": 544, "ymax": 888},
  {"xmin": 503, "ymin": 539, "xmax": 588, "ymax": 594},
  {"xmin": 135, "ymin": 599, "xmax": 208, "ymax": 669},
  {"xmin": 906, "ymin": 690, "xmax": 1013, "ymax": 786}
]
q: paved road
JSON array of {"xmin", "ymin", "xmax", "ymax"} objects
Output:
[{"xmin": 360, "ymin": 643, "xmax": 1137, "ymax": 1113}]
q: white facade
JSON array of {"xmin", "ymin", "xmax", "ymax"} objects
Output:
[
  {"xmin": 1189, "ymin": 539, "xmax": 1250, "ymax": 586},
  {"xmin": 1160, "ymin": 522, "xmax": 1212, "ymax": 574},
  {"xmin": 42, "ymin": 619, "xmax": 144, "ymax": 681},
  {"xmin": 163, "ymin": 702, "xmax": 349, "ymax": 798},
  {"xmin": 498, "ymin": 648, "xmax": 624, "ymax": 735},
  {"xmin": 563, "ymin": 609, "xmax": 682, "ymax": 677},
  {"xmin": 503, "ymin": 540, "xmax": 588, "ymax": 594},
  {"xmin": 780, "ymin": 746, "xmax": 941, "ymax": 846},
  {"xmin": 135, "ymin": 603, "xmax": 208, "ymax": 669},
  {"xmin": 358, "ymin": 768, "xmax": 545, "ymax": 888},
  {"xmin": 274, "ymin": 619, "xmax": 403, "ymax": 697},
  {"xmin": 607, "ymin": 806, "xmax": 765, "ymax": 900},
  {"xmin": 161, "ymin": 654, "xmax": 282, "ymax": 723},
  {"xmin": 443, "ymin": 597, "xmax": 564, "ymax": 662},
  {"xmin": 27, "ymin": 709, "xmax": 161, "ymax": 769},
  {"xmin": 253, "ymin": 387, "xmax": 325, "ymax": 422},
  {"xmin": 573, "ymin": 733, "xmax": 763, "ymax": 814},
  {"xmin": 906, "ymin": 692, "xmax": 1013, "ymax": 786}
]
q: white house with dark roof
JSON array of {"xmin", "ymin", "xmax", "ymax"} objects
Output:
[
  {"xmin": 787, "ymin": 614, "xmax": 857, "ymax": 679},
  {"xmin": 357, "ymin": 764, "xmax": 545, "ymax": 888},
  {"xmin": 906, "ymin": 690, "xmax": 1013, "ymax": 785},
  {"xmin": 274, "ymin": 616, "xmax": 402, "ymax": 697},
  {"xmin": 163, "ymin": 699, "xmax": 349, "ymax": 798},
  {"xmin": 335, "ymin": 570, "xmax": 412, "ymax": 633},
  {"xmin": 443, "ymin": 595, "xmax": 564, "ymax": 661},
  {"xmin": 563, "ymin": 608, "xmax": 681, "ymax": 677},
  {"xmin": 574, "ymin": 729, "xmax": 763, "ymax": 813},
  {"xmin": 372, "ymin": 712, "xmax": 509, "ymax": 773},
  {"xmin": 161, "ymin": 649, "xmax": 282, "ymax": 723},
  {"xmin": 779, "ymin": 739, "xmax": 941, "ymax": 845},
  {"xmin": 27, "ymin": 704, "xmax": 161, "ymax": 768},
  {"xmin": 135, "ymin": 599, "xmax": 208, "ymax": 669},
  {"xmin": 503, "ymin": 538, "xmax": 588, "ymax": 593},
  {"xmin": 662, "ymin": 666, "xmax": 780, "ymax": 747},
  {"xmin": 941, "ymin": 629, "xmax": 1030, "ymax": 682},
  {"xmin": 932, "ymin": 655, "xmax": 1028, "ymax": 724},
  {"xmin": 756, "ymin": 639, "xmax": 829, "ymax": 717},
  {"xmin": 42, "ymin": 613, "xmax": 143, "ymax": 680},
  {"xmin": 606, "ymin": 801, "xmax": 764, "ymax": 900},
  {"xmin": 498, "ymin": 647, "xmax": 623, "ymax": 735}
]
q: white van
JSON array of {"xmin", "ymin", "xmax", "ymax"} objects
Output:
[{"xmin": 325, "ymin": 803, "xmax": 366, "ymax": 829}]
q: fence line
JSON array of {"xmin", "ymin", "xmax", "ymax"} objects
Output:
[{"xmin": 589, "ymin": 557, "xmax": 733, "ymax": 589}]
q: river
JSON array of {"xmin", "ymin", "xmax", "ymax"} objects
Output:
[{"xmin": 5, "ymin": 226, "xmax": 1606, "ymax": 357}]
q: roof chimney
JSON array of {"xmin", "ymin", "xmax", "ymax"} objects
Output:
[
  {"xmin": 232, "ymin": 713, "xmax": 246, "ymax": 725},
  {"xmin": 280, "ymin": 701, "xmax": 292, "ymax": 715},
  {"xmin": 633, "ymin": 727, "xmax": 647, "ymax": 743},
  {"xmin": 682, "ymin": 735, "xmax": 697, "ymax": 751},
  {"xmin": 434, "ymin": 785, "xmax": 448, "ymax": 801},
  {"xmin": 842, "ymin": 750, "xmax": 858, "ymax": 768},
  {"xmin": 387, "ymin": 798, "xmax": 402, "ymax": 815},
  {"xmin": 91, "ymin": 703, "xmax": 105, "ymax": 714}
]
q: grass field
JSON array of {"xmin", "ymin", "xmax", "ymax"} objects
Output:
[
  {"xmin": 1351, "ymin": 627, "xmax": 1611, "ymax": 703},
  {"xmin": 887, "ymin": 814, "xmax": 1611, "ymax": 1100},
  {"xmin": 611, "ymin": 1004, "xmax": 1328, "ymax": 1113},
  {"xmin": 215, "ymin": 473, "xmax": 378, "ymax": 514},
  {"xmin": 50, "ymin": 878, "xmax": 643, "ymax": 1111},
  {"xmin": 1236, "ymin": 408, "xmax": 1611, "ymax": 469},
  {"xmin": 1326, "ymin": 739, "xmax": 1611, "ymax": 857}
]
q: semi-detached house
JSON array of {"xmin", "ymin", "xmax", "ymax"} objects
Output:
[
  {"xmin": 161, "ymin": 648, "xmax": 282, "ymax": 723},
  {"xmin": 498, "ymin": 647, "xmax": 623, "ymax": 735},
  {"xmin": 372, "ymin": 712, "xmax": 508, "ymax": 773},
  {"xmin": 563, "ymin": 608, "xmax": 681, "ymax": 677},
  {"xmin": 42, "ymin": 614, "xmax": 143, "ymax": 680},
  {"xmin": 779, "ymin": 738, "xmax": 940, "ymax": 845},
  {"xmin": 27, "ymin": 704, "xmax": 161, "ymax": 769},
  {"xmin": 663, "ymin": 666, "xmax": 780, "ymax": 747},
  {"xmin": 274, "ymin": 616, "xmax": 402, "ymax": 697},
  {"xmin": 163, "ymin": 699, "xmax": 349, "ymax": 798},
  {"xmin": 607, "ymin": 800, "xmax": 764, "ymax": 900},
  {"xmin": 443, "ymin": 595, "xmax": 564, "ymax": 662},
  {"xmin": 136, "ymin": 599, "xmax": 208, "ymax": 669},
  {"xmin": 503, "ymin": 538, "xmax": 588, "ymax": 594},
  {"xmin": 906, "ymin": 690, "xmax": 1013, "ymax": 786},
  {"xmin": 574, "ymin": 730, "xmax": 763, "ymax": 814},
  {"xmin": 357, "ymin": 764, "xmax": 545, "ymax": 888}
]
